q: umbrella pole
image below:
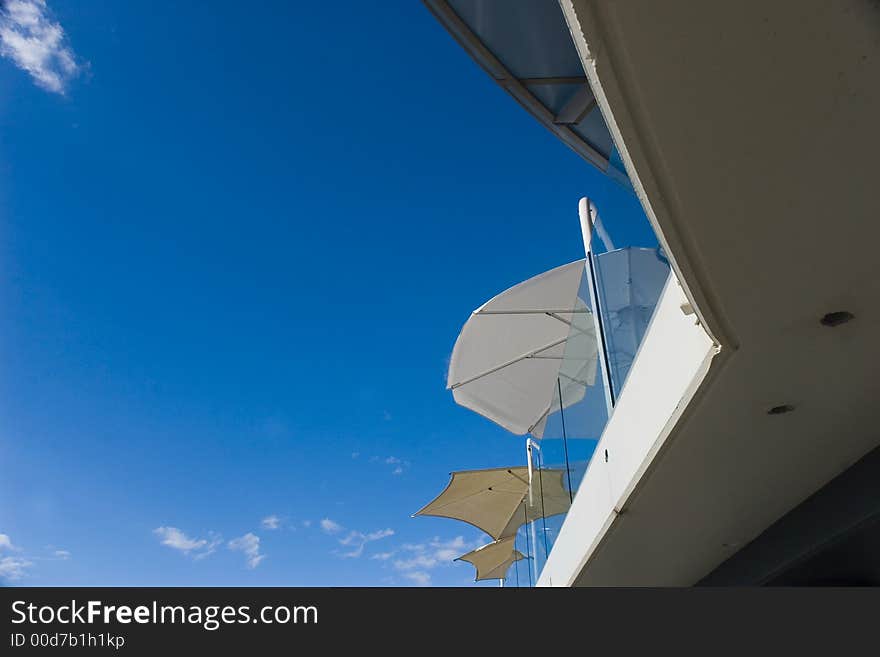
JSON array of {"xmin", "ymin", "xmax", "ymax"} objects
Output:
[
  {"xmin": 580, "ymin": 197, "xmax": 616, "ymax": 413},
  {"xmin": 526, "ymin": 438, "xmax": 534, "ymax": 506},
  {"xmin": 514, "ymin": 534, "xmax": 521, "ymax": 588},
  {"xmin": 523, "ymin": 505, "xmax": 533, "ymax": 587},
  {"xmin": 537, "ymin": 451, "xmax": 550, "ymax": 557},
  {"xmin": 530, "ymin": 520, "xmax": 539, "ymax": 583},
  {"xmin": 558, "ymin": 377, "xmax": 574, "ymax": 504},
  {"xmin": 527, "ymin": 438, "xmax": 540, "ymax": 582}
]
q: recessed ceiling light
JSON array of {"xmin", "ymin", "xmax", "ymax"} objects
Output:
[{"xmin": 821, "ymin": 311, "xmax": 854, "ymax": 327}]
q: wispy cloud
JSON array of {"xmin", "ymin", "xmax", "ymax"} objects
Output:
[
  {"xmin": 370, "ymin": 551, "xmax": 394, "ymax": 561},
  {"xmin": 337, "ymin": 528, "xmax": 394, "ymax": 559},
  {"xmin": 390, "ymin": 536, "xmax": 480, "ymax": 586},
  {"xmin": 0, "ymin": 533, "xmax": 30, "ymax": 581},
  {"xmin": 228, "ymin": 533, "xmax": 265, "ymax": 569},
  {"xmin": 153, "ymin": 526, "xmax": 221, "ymax": 560},
  {"xmin": 0, "ymin": 556, "xmax": 32, "ymax": 581},
  {"xmin": 301, "ymin": 520, "xmax": 312, "ymax": 529},
  {"xmin": 429, "ymin": 536, "xmax": 473, "ymax": 562},
  {"xmin": 319, "ymin": 518, "xmax": 343, "ymax": 534},
  {"xmin": 0, "ymin": 0, "xmax": 80, "ymax": 94},
  {"xmin": 370, "ymin": 455, "xmax": 409, "ymax": 476},
  {"xmin": 260, "ymin": 515, "xmax": 281, "ymax": 530},
  {"xmin": 0, "ymin": 534, "xmax": 72, "ymax": 581},
  {"xmin": 403, "ymin": 571, "xmax": 431, "ymax": 586},
  {"xmin": 315, "ymin": 518, "xmax": 395, "ymax": 558}
]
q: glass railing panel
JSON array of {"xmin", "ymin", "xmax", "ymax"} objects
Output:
[
  {"xmin": 528, "ymin": 249, "xmax": 669, "ymax": 585},
  {"xmin": 594, "ymin": 247, "xmax": 671, "ymax": 399}
]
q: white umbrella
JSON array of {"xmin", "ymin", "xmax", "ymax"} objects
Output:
[
  {"xmin": 413, "ymin": 466, "xmax": 571, "ymax": 540},
  {"xmin": 455, "ymin": 536, "xmax": 526, "ymax": 582},
  {"xmin": 446, "ymin": 259, "xmax": 599, "ymax": 438}
]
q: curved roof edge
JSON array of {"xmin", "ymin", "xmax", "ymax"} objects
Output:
[{"xmin": 423, "ymin": 0, "xmax": 628, "ymax": 181}]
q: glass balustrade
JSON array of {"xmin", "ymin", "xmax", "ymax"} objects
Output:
[{"xmin": 513, "ymin": 229, "xmax": 671, "ymax": 585}]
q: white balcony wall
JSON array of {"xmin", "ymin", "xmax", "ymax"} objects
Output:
[{"xmin": 538, "ymin": 275, "xmax": 715, "ymax": 586}]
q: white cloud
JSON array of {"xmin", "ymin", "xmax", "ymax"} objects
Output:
[
  {"xmin": 0, "ymin": 534, "xmax": 30, "ymax": 581},
  {"xmin": 379, "ymin": 455, "xmax": 409, "ymax": 475},
  {"xmin": 0, "ymin": 533, "xmax": 17, "ymax": 551},
  {"xmin": 393, "ymin": 553, "xmax": 438, "ymax": 570},
  {"xmin": 0, "ymin": 0, "xmax": 80, "ymax": 94},
  {"xmin": 301, "ymin": 520, "xmax": 312, "ymax": 528},
  {"xmin": 391, "ymin": 536, "xmax": 480, "ymax": 583},
  {"xmin": 228, "ymin": 533, "xmax": 265, "ymax": 569},
  {"xmin": 319, "ymin": 518, "xmax": 343, "ymax": 534},
  {"xmin": 430, "ymin": 536, "xmax": 470, "ymax": 561},
  {"xmin": 371, "ymin": 551, "xmax": 394, "ymax": 561},
  {"xmin": 404, "ymin": 571, "xmax": 431, "ymax": 586},
  {"xmin": 260, "ymin": 515, "xmax": 281, "ymax": 530},
  {"xmin": 337, "ymin": 527, "xmax": 394, "ymax": 559},
  {"xmin": 53, "ymin": 549, "xmax": 71, "ymax": 560},
  {"xmin": 365, "ymin": 528, "xmax": 394, "ymax": 541},
  {"xmin": 153, "ymin": 526, "xmax": 221, "ymax": 559},
  {"xmin": 351, "ymin": 451, "xmax": 360, "ymax": 459},
  {"xmin": 0, "ymin": 556, "xmax": 32, "ymax": 581}
]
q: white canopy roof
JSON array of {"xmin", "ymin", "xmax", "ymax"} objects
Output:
[
  {"xmin": 455, "ymin": 535, "xmax": 525, "ymax": 582},
  {"xmin": 447, "ymin": 259, "xmax": 598, "ymax": 437},
  {"xmin": 414, "ymin": 466, "xmax": 572, "ymax": 540}
]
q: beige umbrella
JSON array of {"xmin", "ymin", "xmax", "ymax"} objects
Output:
[
  {"xmin": 456, "ymin": 536, "xmax": 526, "ymax": 582},
  {"xmin": 413, "ymin": 466, "xmax": 571, "ymax": 540}
]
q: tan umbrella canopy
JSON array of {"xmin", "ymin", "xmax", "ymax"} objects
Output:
[
  {"xmin": 413, "ymin": 466, "xmax": 571, "ymax": 540},
  {"xmin": 455, "ymin": 536, "xmax": 526, "ymax": 582}
]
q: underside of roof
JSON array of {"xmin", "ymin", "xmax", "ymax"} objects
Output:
[{"xmin": 423, "ymin": 0, "xmax": 628, "ymax": 184}]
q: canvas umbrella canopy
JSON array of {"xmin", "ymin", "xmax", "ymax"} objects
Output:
[
  {"xmin": 446, "ymin": 259, "xmax": 599, "ymax": 438},
  {"xmin": 455, "ymin": 536, "xmax": 526, "ymax": 582},
  {"xmin": 413, "ymin": 466, "xmax": 572, "ymax": 540}
]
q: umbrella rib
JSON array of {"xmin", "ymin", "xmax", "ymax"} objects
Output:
[
  {"xmin": 423, "ymin": 487, "xmax": 495, "ymax": 512},
  {"xmin": 546, "ymin": 312, "xmax": 596, "ymax": 339},
  {"xmin": 449, "ymin": 336, "xmax": 570, "ymax": 389},
  {"xmin": 424, "ymin": 485, "xmax": 524, "ymax": 513},
  {"xmin": 528, "ymin": 401, "xmax": 553, "ymax": 435},
  {"xmin": 527, "ymin": 373, "xmax": 591, "ymax": 434},
  {"xmin": 558, "ymin": 370, "xmax": 592, "ymax": 387}
]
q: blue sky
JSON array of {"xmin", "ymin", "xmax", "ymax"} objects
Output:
[{"xmin": 0, "ymin": 1, "xmax": 654, "ymax": 586}]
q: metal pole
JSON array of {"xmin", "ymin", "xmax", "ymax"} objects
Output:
[
  {"xmin": 579, "ymin": 197, "xmax": 616, "ymax": 412},
  {"xmin": 558, "ymin": 377, "xmax": 574, "ymax": 504},
  {"xmin": 537, "ymin": 450, "xmax": 550, "ymax": 557},
  {"xmin": 514, "ymin": 533, "xmax": 520, "ymax": 588},
  {"xmin": 526, "ymin": 439, "xmax": 534, "ymax": 506},
  {"xmin": 523, "ymin": 505, "xmax": 533, "ymax": 588}
]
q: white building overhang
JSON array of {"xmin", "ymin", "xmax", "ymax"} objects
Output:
[{"xmin": 539, "ymin": 0, "xmax": 880, "ymax": 585}]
